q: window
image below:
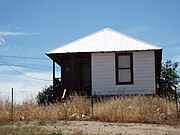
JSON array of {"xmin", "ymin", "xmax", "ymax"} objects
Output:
[{"xmin": 115, "ymin": 53, "xmax": 133, "ymax": 84}]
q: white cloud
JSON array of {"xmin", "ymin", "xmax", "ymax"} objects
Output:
[
  {"xmin": 0, "ymin": 31, "xmax": 26, "ymax": 36},
  {"xmin": 0, "ymin": 36, "xmax": 5, "ymax": 45},
  {"xmin": 0, "ymin": 31, "xmax": 39, "ymax": 36},
  {"xmin": 0, "ymin": 31, "xmax": 39, "ymax": 47}
]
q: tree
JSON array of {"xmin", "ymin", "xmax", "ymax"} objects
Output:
[
  {"xmin": 159, "ymin": 60, "xmax": 180, "ymax": 98},
  {"xmin": 36, "ymin": 85, "xmax": 55, "ymax": 105}
]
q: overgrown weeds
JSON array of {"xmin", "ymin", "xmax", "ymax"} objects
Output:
[
  {"xmin": 0, "ymin": 94, "xmax": 179, "ymax": 125},
  {"xmin": 94, "ymin": 95, "xmax": 178, "ymax": 124}
]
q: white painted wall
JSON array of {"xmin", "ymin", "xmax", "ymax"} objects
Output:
[{"xmin": 91, "ymin": 51, "xmax": 156, "ymax": 95}]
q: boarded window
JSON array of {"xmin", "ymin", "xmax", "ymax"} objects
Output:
[{"xmin": 116, "ymin": 53, "xmax": 133, "ymax": 84}]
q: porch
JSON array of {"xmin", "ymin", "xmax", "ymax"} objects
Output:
[{"xmin": 48, "ymin": 53, "xmax": 92, "ymax": 99}]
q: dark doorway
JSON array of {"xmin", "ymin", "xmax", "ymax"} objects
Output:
[{"xmin": 81, "ymin": 63, "xmax": 91, "ymax": 95}]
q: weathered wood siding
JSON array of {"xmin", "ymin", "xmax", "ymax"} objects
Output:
[{"xmin": 91, "ymin": 51, "xmax": 156, "ymax": 95}]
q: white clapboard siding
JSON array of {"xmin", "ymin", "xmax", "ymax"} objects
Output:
[{"xmin": 91, "ymin": 51, "xmax": 155, "ymax": 95}]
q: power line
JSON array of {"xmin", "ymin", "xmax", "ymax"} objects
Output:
[
  {"xmin": 0, "ymin": 61, "xmax": 60, "ymax": 71},
  {"xmin": 0, "ymin": 63, "xmax": 52, "ymax": 70},
  {"xmin": 0, "ymin": 57, "xmax": 53, "ymax": 81},
  {"xmin": 0, "ymin": 54, "xmax": 61, "ymax": 71},
  {"xmin": 0, "ymin": 54, "xmax": 49, "ymax": 60},
  {"xmin": 0, "ymin": 55, "xmax": 51, "ymax": 68}
]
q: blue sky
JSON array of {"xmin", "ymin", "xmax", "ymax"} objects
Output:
[{"xmin": 0, "ymin": 0, "xmax": 180, "ymax": 102}]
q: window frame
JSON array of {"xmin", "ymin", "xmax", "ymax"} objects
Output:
[{"xmin": 115, "ymin": 53, "xmax": 134, "ymax": 85}]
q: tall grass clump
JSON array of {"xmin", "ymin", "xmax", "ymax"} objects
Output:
[
  {"xmin": 0, "ymin": 98, "xmax": 12, "ymax": 122},
  {"xmin": 94, "ymin": 95, "xmax": 178, "ymax": 124},
  {"xmin": 0, "ymin": 94, "xmax": 91, "ymax": 122},
  {"xmin": 64, "ymin": 93, "xmax": 91, "ymax": 116}
]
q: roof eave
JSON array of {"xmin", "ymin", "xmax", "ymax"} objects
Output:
[{"xmin": 45, "ymin": 48, "xmax": 162, "ymax": 55}]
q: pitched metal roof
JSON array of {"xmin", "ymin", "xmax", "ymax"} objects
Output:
[{"xmin": 46, "ymin": 28, "xmax": 162, "ymax": 54}]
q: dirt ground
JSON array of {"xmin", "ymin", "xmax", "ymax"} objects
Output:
[{"xmin": 4, "ymin": 120, "xmax": 180, "ymax": 135}]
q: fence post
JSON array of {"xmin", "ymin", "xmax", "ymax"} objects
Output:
[
  {"xmin": 91, "ymin": 95, "xmax": 94, "ymax": 116},
  {"xmin": 174, "ymin": 86, "xmax": 180, "ymax": 118},
  {"xmin": 175, "ymin": 86, "xmax": 179, "ymax": 112},
  {"xmin": 11, "ymin": 88, "xmax": 14, "ymax": 122}
]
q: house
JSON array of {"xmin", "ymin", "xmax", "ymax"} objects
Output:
[{"xmin": 46, "ymin": 28, "xmax": 162, "ymax": 98}]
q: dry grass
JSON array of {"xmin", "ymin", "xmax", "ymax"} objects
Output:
[
  {"xmin": 0, "ymin": 94, "xmax": 91, "ymax": 123},
  {"xmin": 12, "ymin": 94, "xmax": 91, "ymax": 122},
  {"xmin": 0, "ymin": 98, "xmax": 12, "ymax": 122},
  {"xmin": 0, "ymin": 94, "xmax": 179, "ymax": 125},
  {"xmin": 94, "ymin": 95, "xmax": 179, "ymax": 124}
]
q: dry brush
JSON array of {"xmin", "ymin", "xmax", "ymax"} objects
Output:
[{"xmin": 0, "ymin": 94, "xmax": 179, "ymax": 124}]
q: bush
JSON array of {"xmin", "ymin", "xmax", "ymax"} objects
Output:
[
  {"xmin": 160, "ymin": 60, "xmax": 180, "ymax": 98},
  {"xmin": 36, "ymin": 85, "xmax": 54, "ymax": 105}
]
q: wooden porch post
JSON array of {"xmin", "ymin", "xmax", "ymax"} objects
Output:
[
  {"xmin": 53, "ymin": 58, "xmax": 55, "ymax": 94},
  {"xmin": 71, "ymin": 54, "xmax": 74, "ymax": 90}
]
